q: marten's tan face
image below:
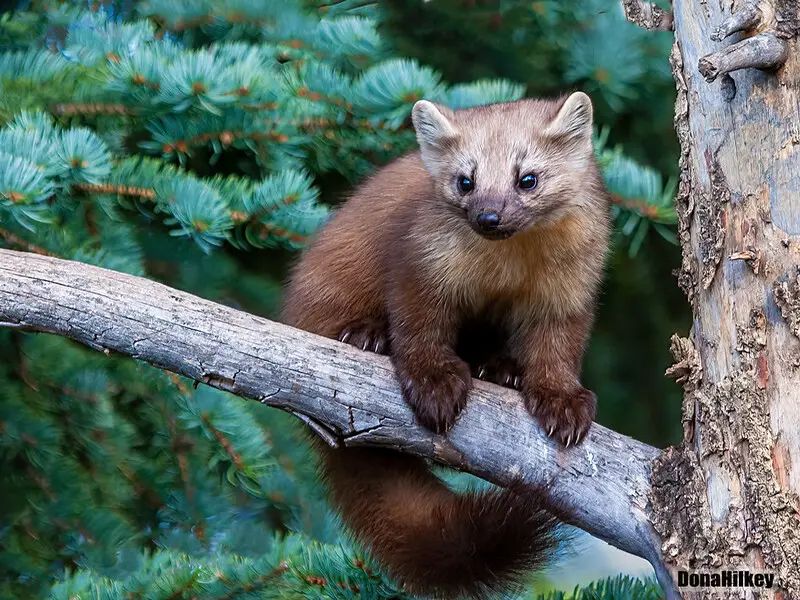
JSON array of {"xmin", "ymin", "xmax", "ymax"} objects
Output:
[{"xmin": 411, "ymin": 93, "xmax": 597, "ymax": 240}]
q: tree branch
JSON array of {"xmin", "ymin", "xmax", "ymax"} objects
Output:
[
  {"xmin": 0, "ymin": 248, "xmax": 676, "ymax": 597},
  {"xmin": 698, "ymin": 32, "xmax": 789, "ymax": 82},
  {"xmin": 709, "ymin": 0, "xmax": 760, "ymax": 42},
  {"xmin": 621, "ymin": 0, "xmax": 674, "ymax": 31}
]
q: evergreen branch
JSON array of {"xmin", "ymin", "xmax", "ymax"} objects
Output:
[
  {"xmin": 72, "ymin": 182, "xmax": 312, "ymax": 245},
  {"xmin": 200, "ymin": 413, "xmax": 246, "ymax": 470},
  {"xmin": 118, "ymin": 462, "xmax": 164, "ymax": 513},
  {"xmin": 74, "ymin": 182, "xmax": 157, "ymax": 199},
  {"xmin": 27, "ymin": 464, "xmax": 57, "ymax": 502},
  {"xmin": 610, "ymin": 193, "xmax": 663, "ymax": 219},
  {"xmin": 296, "ymin": 84, "xmax": 352, "ymax": 109},
  {"xmin": 163, "ymin": 128, "xmax": 292, "ymax": 152},
  {"xmin": 165, "ymin": 409, "xmax": 195, "ymax": 504},
  {"xmin": 217, "ymin": 561, "xmax": 290, "ymax": 600},
  {"xmin": 0, "ymin": 248, "xmax": 675, "ymax": 596},
  {"xmin": 70, "ymin": 162, "xmax": 320, "ymax": 247},
  {"xmin": 0, "ymin": 227, "xmax": 56, "ymax": 256},
  {"xmin": 50, "ymin": 102, "xmax": 136, "ymax": 116},
  {"xmin": 48, "ymin": 536, "xmax": 407, "ymax": 599},
  {"xmin": 146, "ymin": 117, "xmax": 398, "ymax": 158},
  {"xmin": 247, "ymin": 222, "xmax": 309, "ymax": 245},
  {"xmin": 150, "ymin": 14, "xmax": 216, "ymax": 32}
]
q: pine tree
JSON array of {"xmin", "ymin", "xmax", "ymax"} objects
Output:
[{"xmin": 0, "ymin": 1, "xmax": 672, "ymax": 598}]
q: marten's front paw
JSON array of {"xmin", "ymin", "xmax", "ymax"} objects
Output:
[
  {"xmin": 523, "ymin": 385, "xmax": 596, "ymax": 447},
  {"xmin": 397, "ymin": 357, "xmax": 472, "ymax": 433},
  {"xmin": 338, "ymin": 319, "xmax": 389, "ymax": 354},
  {"xmin": 472, "ymin": 356, "xmax": 522, "ymax": 390}
]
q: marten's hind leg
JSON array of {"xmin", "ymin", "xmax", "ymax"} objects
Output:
[
  {"xmin": 473, "ymin": 355, "xmax": 523, "ymax": 390},
  {"xmin": 456, "ymin": 318, "xmax": 522, "ymax": 390},
  {"xmin": 337, "ymin": 318, "xmax": 390, "ymax": 355}
]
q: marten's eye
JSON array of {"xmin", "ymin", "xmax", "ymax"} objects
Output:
[
  {"xmin": 457, "ymin": 175, "xmax": 474, "ymax": 194},
  {"xmin": 519, "ymin": 173, "xmax": 538, "ymax": 190}
]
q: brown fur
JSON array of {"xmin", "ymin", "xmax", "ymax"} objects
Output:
[
  {"xmin": 317, "ymin": 442, "xmax": 562, "ymax": 598},
  {"xmin": 281, "ymin": 94, "xmax": 610, "ymax": 597}
]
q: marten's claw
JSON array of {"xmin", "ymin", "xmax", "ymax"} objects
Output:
[
  {"xmin": 397, "ymin": 356, "xmax": 472, "ymax": 433},
  {"xmin": 338, "ymin": 320, "xmax": 389, "ymax": 355},
  {"xmin": 473, "ymin": 356, "xmax": 522, "ymax": 390},
  {"xmin": 523, "ymin": 385, "xmax": 596, "ymax": 447}
]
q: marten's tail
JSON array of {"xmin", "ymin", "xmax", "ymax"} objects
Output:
[{"xmin": 317, "ymin": 440, "xmax": 563, "ymax": 598}]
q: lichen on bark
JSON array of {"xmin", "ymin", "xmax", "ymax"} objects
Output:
[
  {"xmin": 773, "ymin": 266, "xmax": 800, "ymax": 339},
  {"xmin": 669, "ymin": 42, "xmax": 699, "ymax": 306},
  {"xmin": 653, "ymin": 340, "xmax": 800, "ymax": 596},
  {"xmin": 697, "ymin": 154, "xmax": 730, "ymax": 289},
  {"xmin": 775, "ymin": 0, "xmax": 800, "ymax": 39}
]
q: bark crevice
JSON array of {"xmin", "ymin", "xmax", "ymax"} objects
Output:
[{"xmin": 773, "ymin": 266, "xmax": 800, "ymax": 339}]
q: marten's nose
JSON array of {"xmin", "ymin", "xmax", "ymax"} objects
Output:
[{"xmin": 475, "ymin": 211, "xmax": 501, "ymax": 231}]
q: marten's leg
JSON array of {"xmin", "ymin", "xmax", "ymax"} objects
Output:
[
  {"xmin": 473, "ymin": 355, "xmax": 523, "ymax": 390},
  {"xmin": 337, "ymin": 318, "xmax": 390, "ymax": 355},
  {"xmin": 514, "ymin": 312, "xmax": 596, "ymax": 447},
  {"xmin": 456, "ymin": 319, "xmax": 522, "ymax": 390},
  {"xmin": 386, "ymin": 279, "xmax": 470, "ymax": 434}
]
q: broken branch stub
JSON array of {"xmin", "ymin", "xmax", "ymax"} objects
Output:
[
  {"xmin": 621, "ymin": 0, "xmax": 674, "ymax": 31},
  {"xmin": 699, "ymin": 32, "xmax": 789, "ymax": 82},
  {"xmin": 698, "ymin": 0, "xmax": 796, "ymax": 82},
  {"xmin": 710, "ymin": 0, "xmax": 761, "ymax": 42}
]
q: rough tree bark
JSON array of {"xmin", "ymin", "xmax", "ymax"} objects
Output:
[{"xmin": 625, "ymin": 1, "xmax": 800, "ymax": 598}]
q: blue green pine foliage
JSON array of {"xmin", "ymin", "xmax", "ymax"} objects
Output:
[{"xmin": 0, "ymin": 1, "xmax": 672, "ymax": 598}]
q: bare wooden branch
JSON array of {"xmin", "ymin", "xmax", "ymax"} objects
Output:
[
  {"xmin": 621, "ymin": 0, "xmax": 674, "ymax": 31},
  {"xmin": 709, "ymin": 0, "xmax": 761, "ymax": 42},
  {"xmin": 0, "ymin": 248, "xmax": 677, "ymax": 597},
  {"xmin": 698, "ymin": 32, "xmax": 789, "ymax": 82}
]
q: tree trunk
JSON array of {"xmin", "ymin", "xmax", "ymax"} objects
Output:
[{"xmin": 647, "ymin": 0, "xmax": 800, "ymax": 597}]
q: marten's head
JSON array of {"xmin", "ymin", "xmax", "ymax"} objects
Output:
[{"xmin": 411, "ymin": 92, "xmax": 601, "ymax": 240}]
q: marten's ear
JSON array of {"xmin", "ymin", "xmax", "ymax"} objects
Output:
[
  {"xmin": 543, "ymin": 91, "xmax": 593, "ymax": 140},
  {"xmin": 412, "ymin": 100, "xmax": 458, "ymax": 174},
  {"xmin": 412, "ymin": 100, "xmax": 458, "ymax": 150}
]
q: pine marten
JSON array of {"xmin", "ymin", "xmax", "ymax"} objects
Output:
[{"xmin": 281, "ymin": 92, "xmax": 611, "ymax": 598}]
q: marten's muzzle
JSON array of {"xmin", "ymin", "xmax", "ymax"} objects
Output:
[{"xmin": 467, "ymin": 198, "xmax": 516, "ymax": 240}]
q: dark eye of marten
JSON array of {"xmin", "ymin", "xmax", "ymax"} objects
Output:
[
  {"xmin": 519, "ymin": 173, "xmax": 538, "ymax": 190},
  {"xmin": 457, "ymin": 175, "xmax": 474, "ymax": 194}
]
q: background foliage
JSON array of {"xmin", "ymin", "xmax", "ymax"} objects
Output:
[{"xmin": 0, "ymin": 0, "xmax": 685, "ymax": 597}]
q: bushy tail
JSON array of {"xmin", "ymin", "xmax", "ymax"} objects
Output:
[{"xmin": 316, "ymin": 440, "xmax": 563, "ymax": 598}]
